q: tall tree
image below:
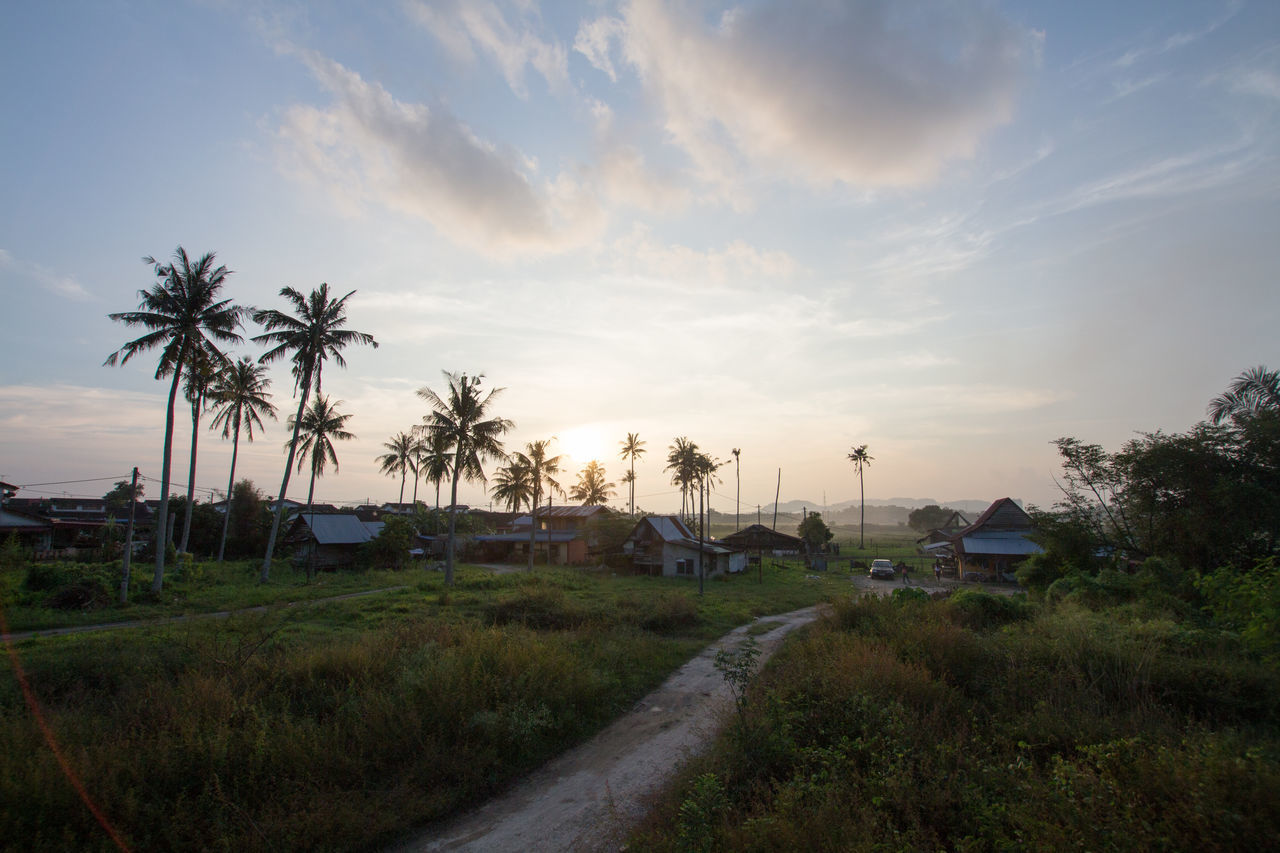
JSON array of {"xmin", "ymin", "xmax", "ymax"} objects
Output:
[
  {"xmin": 847, "ymin": 444, "xmax": 874, "ymax": 548},
  {"xmin": 377, "ymin": 431, "xmax": 417, "ymax": 508},
  {"xmin": 178, "ymin": 349, "xmax": 220, "ymax": 555},
  {"xmin": 208, "ymin": 357, "xmax": 277, "ymax": 562},
  {"xmin": 490, "ymin": 459, "xmax": 533, "ymax": 513},
  {"xmin": 105, "ymin": 247, "xmax": 243, "ymax": 592},
  {"xmin": 570, "ymin": 460, "xmax": 615, "ymax": 507},
  {"xmin": 1208, "ymin": 365, "xmax": 1280, "ymax": 425},
  {"xmin": 416, "ymin": 429, "xmax": 454, "ymax": 513},
  {"xmin": 416, "ymin": 372, "xmax": 513, "ymax": 585},
  {"xmin": 516, "ymin": 439, "xmax": 564, "ymax": 571},
  {"xmin": 290, "ymin": 395, "xmax": 354, "ymax": 580},
  {"xmin": 666, "ymin": 437, "xmax": 698, "ymax": 523},
  {"xmin": 619, "ymin": 432, "xmax": 646, "ymax": 516},
  {"xmin": 252, "ymin": 284, "xmax": 377, "ymax": 583}
]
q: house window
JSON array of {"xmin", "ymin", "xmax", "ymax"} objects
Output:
[{"xmin": 676, "ymin": 559, "xmax": 691, "ymax": 575}]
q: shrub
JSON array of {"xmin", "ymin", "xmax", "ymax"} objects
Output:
[{"xmin": 945, "ymin": 588, "xmax": 1032, "ymax": 630}]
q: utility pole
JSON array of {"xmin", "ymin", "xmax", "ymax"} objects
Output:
[
  {"xmin": 771, "ymin": 468, "xmax": 781, "ymax": 532},
  {"xmin": 119, "ymin": 467, "xmax": 138, "ymax": 604}
]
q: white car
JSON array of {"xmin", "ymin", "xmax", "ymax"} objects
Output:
[{"xmin": 869, "ymin": 559, "xmax": 895, "ymax": 580}]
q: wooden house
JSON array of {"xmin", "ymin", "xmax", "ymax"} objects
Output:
[
  {"xmin": 622, "ymin": 515, "xmax": 745, "ymax": 577},
  {"xmin": 285, "ymin": 512, "xmax": 385, "ymax": 570},
  {"xmin": 923, "ymin": 498, "xmax": 1040, "ymax": 581}
]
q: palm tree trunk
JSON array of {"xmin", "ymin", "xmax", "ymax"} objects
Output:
[
  {"xmin": 629, "ymin": 458, "xmax": 635, "ymax": 517},
  {"xmin": 398, "ymin": 469, "xmax": 406, "ymax": 508},
  {"xmin": 411, "ymin": 467, "xmax": 420, "ymax": 507},
  {"xmin": 305, "ymin": 463, "xmax": 318, "ymax": 582},
  {"xmin": 216, "ymin": 411, "xmax": 241, "ymax": 563},
  {"xmin": 261, "ymin": 379, "xmax": 311, "ymax": 583},
  {"xmin": 444, "ymin": 447, "xmax": 463, "ymax": 585},
  {"xmin": 153, "ymin": 360, "xmax": 185, "ymax": 593},
  {"xmin": 527, "ymin": 485, "xmax": 539, "ymax": 572},
  {"xmin": 179, "ymin": 391, "xmax": 202, "ymax": 554}
]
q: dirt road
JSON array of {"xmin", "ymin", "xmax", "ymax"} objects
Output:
[{"xmin": 389, "ymin": 606, "xmax": 822, "ymax": 853}]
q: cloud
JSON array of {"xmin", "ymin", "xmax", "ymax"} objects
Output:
[
  {"xmin": 0, "ymin": 249, "xmax": 94, "ymax": 302},
  {"xmin": 405, "ymin": 0, "xmax": 568, "ymax": 97},
  {"xmin": 276, "ymin": 50, "xmax": 602, "ymax": 253},
  {"xmin": 580, "ymin": 0, "xmax": 1038, "ymax": 196},
  {"xmin": 605, "ymin": 224, "xmax": 803, "ymax": 286}
]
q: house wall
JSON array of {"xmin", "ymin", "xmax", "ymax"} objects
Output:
[{"xmin": 660, "ymin": 543, "xmax": 726, "ymax": 579}]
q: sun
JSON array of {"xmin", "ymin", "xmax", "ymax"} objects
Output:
[{"xmin": 557, "ymin": 426, "xmax": 611, "ymax": 466}]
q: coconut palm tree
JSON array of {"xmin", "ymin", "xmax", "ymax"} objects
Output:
[
  {"xmin": 516, "ymin": 439, "xmax": 565, "ymax": 571},
  {"xmin": 377, "ymin": 431, "xmax": 417, "ymax": 509},
  {"xmin": 1208, "ymin": 365, "xmax": 1280, "ymax": 425},
  {"xmin": 416, "ymin": 430, "xmax": 454, "ymax": 514},
  {"xmin": 847, "ymin": 444, "xmax": 874, "ymax": 548},
  {"xmin": 490, "ymin": 459, "xmax": 533, "ymax": 513},
  {"xmin": 570, "ymin": 460, "xmax": 616, "ymax": 507},
  {"xmin": 619, "ymin": 432, "xmax": 646, "ymax": 516},
  {"xmin": 290, "ymin": 395, "xmax": 354, "ymax": 580},
  {"xmin": 666, "ymin": 437, "xmax": 698, "ymax": 523},
  {"xmin": 252, "ymin": 284, "xmax": 377, "ymax": 582},
  {"xmin": 178, "ymin": 348, "xmax": 221, "ymax": 555},
  {"xmin": 105, "ymin": 247, "xmax": 244, "ymax": 592},
  {"xmin": 208, "ymin": 357, "xmax": 277, "ymax": 562},
  {"xmin": 416, "ymin": 372, "xmax": 513, "ymax": 585}
]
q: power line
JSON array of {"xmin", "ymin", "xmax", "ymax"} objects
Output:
[{"xmin": 14, "ymin": 475, "xmax": 132, "ymax": 488}]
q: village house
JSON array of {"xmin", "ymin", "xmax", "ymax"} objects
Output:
[
  {"xmin": 284, "ymin": 512, "xmax": 384, "ymax": 570},
  {"xmin": 622, "ymin": 515, "xmax": 745, "ymax": 577},
  {"xmin": 472, "ymin": 504, "xmax": 611, "ymax": 565},
  {"xmin": 923, "ymin": 498, "xmax": 1041, "ymax": 582}
]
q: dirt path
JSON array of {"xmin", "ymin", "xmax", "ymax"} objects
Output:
[{"xmin": 389, "ymin": 606, "xmax": 823, "ymax": 853}]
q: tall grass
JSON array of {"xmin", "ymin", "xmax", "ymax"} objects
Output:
[
  {"xmin": 0, "ymin": 561, "xmax": 834, "ymax": 851},
  {"xmin": 631, "ymin": 591, "xmax": 1280, "ymax": 851}
]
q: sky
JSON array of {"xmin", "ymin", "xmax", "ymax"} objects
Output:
[{"xmin": 1, "ymin": 0, "xmax": 1278, "ymax": 517}]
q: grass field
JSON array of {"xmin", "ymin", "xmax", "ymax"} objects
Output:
[{"xmin": 0, "ymin": 558, "xmax": 840, "ymax": 852}]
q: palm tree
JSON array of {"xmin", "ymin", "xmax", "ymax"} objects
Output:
[
  {"xmin": 377, "ymin": 431, "xmax": 417, "ymax": 509},
  {"xmin": 252, "ymin": 284, "xmax": 378, "ymax": 583},
  {"xmin": 570, "ymin": 460, "xmax": 615, "ymax": 507},
  {"xmin": 490, "ymin": 459, "xmax": 533, "ymax": 513},
  {"xmin": 1208, "ymin": 365, "xmax": 1280, "ymax": 425},
  {"xmin": 731, "ymin": 448, "xmax": 741, "ymax": 533},
  {"xmin": 416, "ymin": 372, "xmax": 513, "ymax": 585},
  {"xmin": 666, "ymin": 437, "xmax": 698, "ymax": 523},
  {"xmin": 105, "ymin": 247, "xmax": 243, "ymax": 592},
  {"xmin": 692, "ymin": 450, "xmax": 721, "ymax": 593},
  {"xmin": 416, "ymin": 430, "xmax": 454, "ymax": 514},
  {"xmin": 516, "ymin": 439, "xmax": 565, "ymax": 571},
  {"xmin": 208, "ymin": 357, "xmax": 277, "ymax": 562},
  {"xmin": 178, "ymin": 348, "xmax": 221, "ymax": 555},
  {"xmin": 847, "ymin": 444, "xmax": 874, "ymax": 548},
  {"xmin": 290, "ymin": 395, "xmax": 354, "ymax": 580},
  {"xmin": 619, "ymin": 432, "xmax": 646, "ymax": 516}
]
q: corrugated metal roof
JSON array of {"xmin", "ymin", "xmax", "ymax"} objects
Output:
[
  {"xmin": 474, "ymin": 532, "xmax": 578, "ymax": 543},
  {"xmin": 300, "ymin": 514, "xmax": 384, "ymax": 545},
  {"xmin": 959, "ymin": 534, "xmax": 1042, "ymax": 556}
]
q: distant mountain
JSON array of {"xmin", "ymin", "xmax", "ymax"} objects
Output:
[{"xmin": 768, "ymin": 497, "xmax": 1000, "ymax": 516}]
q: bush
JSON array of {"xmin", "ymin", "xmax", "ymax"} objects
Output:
[{"xmin": 945, "ymin": 588, "xmax": 1032, "ymax": 630}]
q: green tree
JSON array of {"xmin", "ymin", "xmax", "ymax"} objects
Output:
[
  {"xmin": 105, "ymin": 247, "xmax": 244, "ymax": 592},
  {"xmin": 377, "ymin": 431, "xmax": 417, "ymax": 508},
  {"xmin": 1208, "ymin": 365, "xmax": 1280, "ymax": 425},
  {"xmin": 619, "ymin": 432, "xmax": 646, "ymax": 517},
  {"xmin": 797, "ymin": 512, "xmax": 833, "ymax": 551},
  {"xmin": 291, "ymin": 395, "xmax": 354, "ymax": 580},
  {"xmin": 846, "ymin": 444, "xmax": 873, "ymax": 548},
  {"xmin": 570, "ymin": 460, "xmax": 615, "ymax": 507},
  {"xmin": 208, "ymin": 357, "xmax": 277, "ymax": 562},
  {"xmin": 490, "ymin": 459, "xmax": 532, "ymax": 513},
  {"xmin": 225, "ymin": 479, "xmax": 271, "ymax": 559},
  {"xmin": 252, "ymin": 284, "xmax": 377, "ymax": 582},
  {"xmin": 103, "ymin": 479, "xmax": 144, "ymax": 515},
  {"xmin": 731, "ymin": 447, "xmax": 741, "ymax": 533},
  {"xmin": 666, "ymin": 437, "xmax": 698, "ymax": 524},
  {"xmin": 363, "ymin": 514, "xmax": 415, "ymax": 570},
  {"xmin": 907, "ymin": 504, "xmax": 955, "ymax": 532},
  {"xmin": 416, "ymin": 372, "xmax": 513, "ymax": 585},
  {"xmin": 178, "ymin": 349, "xmax": 221, "ymax": 555},
  {"xmin": 516, "ymin": 439, "xmax": 565, "ymax": 571},
  {"xmin": 416, "ymin": 430, "xmax": 454, "ymax": 513}
]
